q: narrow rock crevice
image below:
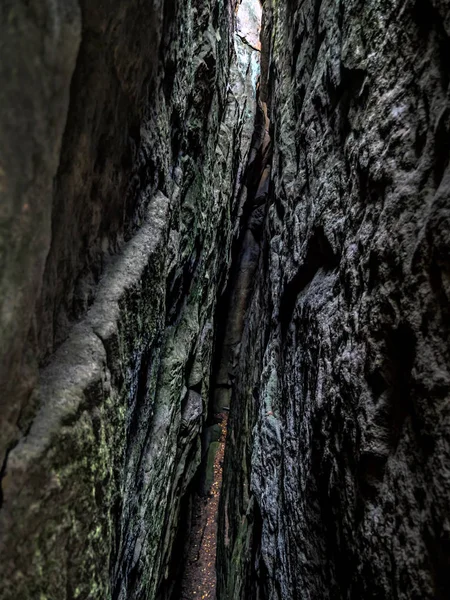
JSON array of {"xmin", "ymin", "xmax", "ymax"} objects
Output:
[
  {"xmin": 1, "ymin": 0, "xmax": 450, "ymax": 599},
  {"xmin": 165, "ymin": 3, "xmax": 270, "ymax": 597}
]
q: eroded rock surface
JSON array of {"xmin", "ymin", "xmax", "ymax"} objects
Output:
[
  {"xmin": 2, "ymin": 0, "xmax": 450, "ymax": 599},
  {"xmin": 0, "ymin": 1, "xmax": 257, "ymax": 598},
  {"xmin": 219, "ymin": 0, "xmax": 450, "ymax": 599}
]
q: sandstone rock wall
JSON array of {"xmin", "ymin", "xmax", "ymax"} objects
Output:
[
  {"xmin": 0, "ymin": 1, "xmax": 258, "ymax": 598},
  {"xmin": 2, "ymin": 0, "xmax": 450, "ymax": 598},
  {"xmin": 219, "ymin": 0, "xmax": 450, "ymax": 598}
]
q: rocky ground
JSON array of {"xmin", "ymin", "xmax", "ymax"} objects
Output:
[{"xmin": 180, "ymin": 414, "xmax": 228, "ymax": 600}]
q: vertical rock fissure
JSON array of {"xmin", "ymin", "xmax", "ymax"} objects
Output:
[{"xmin": 166, "ymin": 3, "xmax": 268, "ymax": 598}]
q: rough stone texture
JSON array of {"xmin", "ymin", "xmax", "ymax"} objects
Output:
[
  {"xmin": 236, "ymin": 0, "xmax": 263, "ymax": 50},
  {"xmin": 219, "ymin": 0, "xmax": 450, "ymax": 599},
  {"xmin": 0, "ymin": 0, "xmax": 82, "ymax": 468},
  {"xmin": 213, "ymin": 1, "xmax": 265, "ymax": 415},
  {"xmin": 0, "ymin": 1, "xmax": 259, "ymax": 598},
  {"xmin": 3, "ymin": 0, "xmax": 450, "ymax": 598}
]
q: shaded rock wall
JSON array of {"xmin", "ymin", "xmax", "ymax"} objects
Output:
[
  {"xmin": 0, "ymin": 1, "xmax": 258, "ymax": 598},
  {"xmin": 219, "ymin": 0, "xmax": 450, "ymax": 598},
  {"xmin": 212, "ymin": 17, "xmax": 268, "ymax": 414},
  {"xmin": 2, "ymin": 0, "xmax": 450, "ymax": 598}
]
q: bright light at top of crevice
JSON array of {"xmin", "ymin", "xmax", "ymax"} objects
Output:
[{"xmin": 236, "ymin": 0, "xmax": 262, "ymax": 51}]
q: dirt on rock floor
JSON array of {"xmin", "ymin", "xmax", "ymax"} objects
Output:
[{"xmin": 180, "ymin": 413, "xmax": 228, "ymax": 600}]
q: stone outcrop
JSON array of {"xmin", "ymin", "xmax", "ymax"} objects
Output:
[
  {"xmin": 0, "ymin": 1, "xmax": 259, "ymax": 598},
  {"xmin": 219, "ymin": 0, "xmax": 450, "ymax": 599},
  {"xmin": 212, "ymin": 0, "xmax": 267, "ymax": 415},
  {"xmin": 2, "ymin": 0, "xmax": 450, "ymax": 599}
]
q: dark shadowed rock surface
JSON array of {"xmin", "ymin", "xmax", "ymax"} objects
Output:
[
  {"xmin": 218, "ymin": 0, "xmax": 450, "ymax": 599},
  {"xmin": 1, "ymin": 0, "xmax": 450, "ymax": 599},
  {"xmin": 0, "ymin": 1, "xmax": 259, "ymax": 598}
]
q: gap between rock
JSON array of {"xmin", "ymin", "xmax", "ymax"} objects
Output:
[{"xmin": 174, "ymin": 1, "xmax": 268, "ymax": 598}]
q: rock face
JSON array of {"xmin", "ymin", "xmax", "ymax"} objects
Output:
[
  {"xmin": 2, "ymin": 0, "xmax": 450, "ymax": 599},
  {"xmin": 212, "ymin": 0, "xmax": 267, "ymax": 415},
  {"xmin": 0, "ymin": 1, "xmax": 259, "ymax": 598},
  {"xmin": 218, "ymin": 0, "xmax": 450, "ymax": 599}
]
